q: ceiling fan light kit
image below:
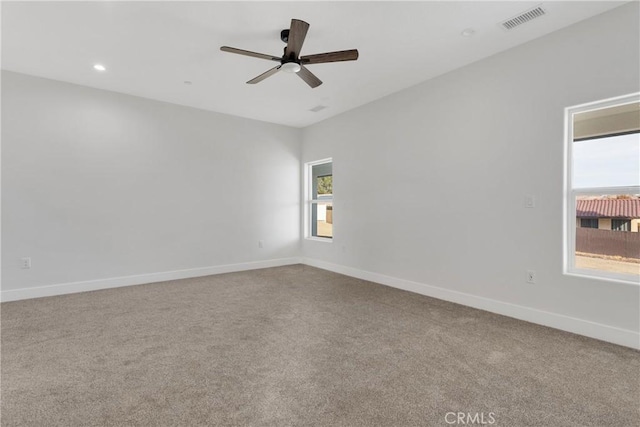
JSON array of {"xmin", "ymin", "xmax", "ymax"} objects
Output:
[
  {"xmin": 280, "ymin": 62, "xmax": 301, "ymax": 73},
  {"xmin": 221, "ymin": 18, "xmax": 358, "ymax": 88}
]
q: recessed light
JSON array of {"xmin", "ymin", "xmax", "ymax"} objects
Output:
[
  {"xmin": 461, "ymin": 28, "xmax": 476, "ymax": 37},
  {"xmin": 93, "ymin": 64, "xmax": 106, "ymax": 71}
]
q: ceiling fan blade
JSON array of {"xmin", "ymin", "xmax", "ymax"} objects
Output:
[
  {"xmin": 284, "ymin": 19, "xmax": 310, "ymax": 59},
  {"xmin": 220, "ymin": 46, "xmax": 281, "ymax": 62},
  {"xmin": 300, "ymin": 49, "xmax": 359, "ymax": 65},
  {"xmin": 247, "ymin": 66, "xmax": 281, "ymax": 84},
  {"xmin": 297, "ymin": 65, "xmax": 322, "ymax": 88}
]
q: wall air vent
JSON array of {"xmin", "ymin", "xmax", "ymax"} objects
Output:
[{"xmin": 500, "ymin": 6, "xmax": 547, "ymax": 30}]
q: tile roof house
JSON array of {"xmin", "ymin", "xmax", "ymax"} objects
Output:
[{"xmin": 576, "ymin": 199, "xmax": 640, "ymax": 232}]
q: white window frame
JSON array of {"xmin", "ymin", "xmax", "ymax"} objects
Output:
[
  {"xmin": 563, "ymin": 92, "xmax": 640, "ymax": 284},
  {"xmin": 305, "ymin": 158, "xmax": 333, "ymax": 242}
]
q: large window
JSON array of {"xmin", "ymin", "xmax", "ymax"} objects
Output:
[
  {"xmin": 306, "ymin": 159, "xmax": 333, "ymax": 240},
  {"xmin": 565, "ymin": 93, "xmax": 640, "ymax": 283}
]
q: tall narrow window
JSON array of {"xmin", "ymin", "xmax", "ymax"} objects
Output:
[
  {"xmin": 306, "ymin": 159, "xmax": 333, "ymax": 240},
  {"xmin": 565, "ymin": 93, "xmax": 640, "ymax": 283}
]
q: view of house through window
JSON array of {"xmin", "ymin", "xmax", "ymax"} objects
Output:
[
  {"xmin": 567, "ymin": 95, "xmax": 640, "ymax": 281},
  {"xmin": 307, "ymin": 160, "xmax": 333, "ymax": 239}
]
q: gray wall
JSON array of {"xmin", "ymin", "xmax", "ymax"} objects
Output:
[
  {"xmin": 2, "ymin": 71, "xmax": 301, "ymax": 291},
  {"xmin": 302, "ymin": 3, "xmax": 640, "ymax": 335}
]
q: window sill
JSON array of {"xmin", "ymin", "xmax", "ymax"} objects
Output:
[
  {"xmin": 305, "ymin": 237, "xmax": 333, "ymax": 243},
  {"xmin": 564, "ymin": 269, "xmax": 639, "ymax": 286}
]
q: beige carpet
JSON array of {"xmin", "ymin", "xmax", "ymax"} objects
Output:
[{"xmin": 1, "ymin": 265, "xmax": 639, "ymax": 426}]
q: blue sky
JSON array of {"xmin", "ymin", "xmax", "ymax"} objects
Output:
[{"xmin": 573, "ymin": 133, "xmax": 640, "ymax": 189}]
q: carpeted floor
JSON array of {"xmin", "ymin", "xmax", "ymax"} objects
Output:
[{"xmin": 1, "ymin": 265, "xmax": 639, "ymax": 426}]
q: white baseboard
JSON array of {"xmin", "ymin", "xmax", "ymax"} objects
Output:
[
  {"xmin": 3, "ymin": 256, "xmax": 637, "ymax": 349},
  {"xmin": 0, "ymin": 257, "xmax": 301, "ymax": 303},
  {"xmin": 300, "ymin": 257, "xmax": 640, "ymax": 350}
]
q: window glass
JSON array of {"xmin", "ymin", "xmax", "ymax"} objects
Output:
[
  {"xmin": 574, "ymin": 195, "xmax": 639, "ymax": 276},
  {"xmin": 312, "ymin": 202, "xmax": 333, "ymax": 238},
  {"xmin": 580, "ymin": 218, "xmax": 599, "ymax": 229},
  {"xmin": 612, "ymin": 219, "xmax": 631, "ymax": 232},
  {"xmin": 573, "ymin": 133, "xmax": 640, "ymax": 189}
]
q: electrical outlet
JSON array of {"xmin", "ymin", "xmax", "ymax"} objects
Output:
[
  {"xmin": 21, "ymin": 257, "xmax": 31, "ymax": 269},
  {"xmin": 258, "ymin": 240, "xmax": 264, "ymax": 249},
  {"xmin": 525, "ymin": 195, "xmax": 535, "ymax": 208},
  {"xmin": 526, "ymin": 270, "xmax": 536, "ymax": 284}
]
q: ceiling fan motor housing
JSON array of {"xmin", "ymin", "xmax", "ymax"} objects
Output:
[{"xmin": 280, "ymin": 29, "xmax": 298, "ymax": 62}]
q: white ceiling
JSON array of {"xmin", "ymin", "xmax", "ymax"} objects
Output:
[{"xmin": 1, "ymin": 1, "xmax": 627, "ymax": 128}]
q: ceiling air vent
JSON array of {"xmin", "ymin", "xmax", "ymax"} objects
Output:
[
  {"xmin": 309, "ymin": 105, "xmax": 328, "ymax": 113},
  {"xmin": 500, "ymin": 6, "xmax": 547, "ymax": 30}
]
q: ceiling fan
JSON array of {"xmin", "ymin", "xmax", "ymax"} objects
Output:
[{"xmin": 220, "ymin": 19, "xmax": 358, "ymax": 88}]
